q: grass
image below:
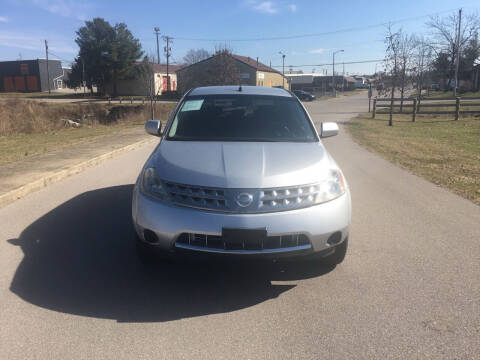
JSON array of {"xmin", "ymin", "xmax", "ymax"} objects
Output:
[
  {"xmin": 0, "ymin": 91, "xmax": 179, "ymax": 101},
  {"xmin": 0, "ymin": 91, "xmax": 89, "ymax": 99},
  {"xmin": 345, "ymin": 112, "xmax": 480, "ymax": 204},
  {"xmin": 0, "ymin": 124, "xmax": 141, "ymax": 165},
  {"xmin": 0, "ymin": 99, "xmax": 176, "ymax": 165},
  {"xmin": 414, "ymin": 90, "xmax": 480, "ymax": 99}
]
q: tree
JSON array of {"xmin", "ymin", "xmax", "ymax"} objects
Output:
[
  {"xmin": 459, "ymin": 35, "xmax": 480, "ymax": 86},
  {"xmin": 206, "ymin": 49, "xmax": 239, "ymax": 85},
  {"xmin": 398, "ymin": 32, "xmax": 414, "ymax": 112},
  {"xmin": 384, "ymin": 25, "xmax": 401, "ymax": 126},
  {"xmin": 183, "ymin": 49, "xmax": 210, "ymax": 65},
  {"xmin": 177, "ymin": 49, "xmax": 239, "ymax": 94},
  {"xmin": 431, "ymin": 52, "xmax": 451, "ymax": 89},
  {"xmin": 109, "ymin": 23, "xmax": 144, "ymax": 97},
  {"xmin": 71, "ymin": 18, "xmax": 143, "ymax": 96},
  {"xmin": 411, "ymin": 35, "xmax": 434, "ymax": 101},
  {"xmin": 427, "ymin": 10, "xmax": 480, "ymax": 94},
  {"xmin": 138, "ymin": 54, "xmax": 159, "ymax": 120}
]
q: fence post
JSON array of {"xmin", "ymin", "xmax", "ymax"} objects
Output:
[
  {"xmin": 455, "ymin": 97, "xmax": 460, "ymax": 120},
  {"xmin": 142, "ymin": 98, "xmax": 145, "ymax": 105},
  {"xmin": 119, "ymin": 97, "xmax": 122, "ymax": 104},
  {"xmin": 130, "ymin": 97, "xmax": 133, "ymax": 104},
  {"xmin": 108, "ymin": 97, "xmax": 111, "ymax": 105},
  {"xmin": 372, "ymin": 98, "xmax": 377, "ymax": 118},
  {"xmin": 412, "ymin": 99, "xmax": 417, "ymax": 122}
]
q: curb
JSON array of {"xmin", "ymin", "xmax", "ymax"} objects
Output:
[{"xmin": 0, "ymin": 137, "xmax": 156, "ymax": 208}]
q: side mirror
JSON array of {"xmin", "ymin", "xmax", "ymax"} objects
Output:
[
  {"xmin": 145, "ymin": 120, "xmax": 162, "ymax": 137},
  {"xmin": 320, "ymin": 122, "xmax": 339, "ymax": 138}
]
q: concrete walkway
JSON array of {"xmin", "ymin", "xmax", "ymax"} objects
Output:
[{"xmin": 0, "ymin": 127, "xmax": 155, "ymax": 207}]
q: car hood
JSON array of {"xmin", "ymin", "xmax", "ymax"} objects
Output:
[{"xmin": 148, "ymin": 140, "xmax": 334, "ymax": 188}]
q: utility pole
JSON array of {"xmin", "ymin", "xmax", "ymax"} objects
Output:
[
  {"xmin": 342, "ymin": 62, "xmax": 345, "ymax": 93},
  {"xmin": 163, "ymin": 36, "xmax": 172, "ymax": 91},
  {"xmin": 154, "ymin": 27, "xmax": 161, "ymax": 64},
  {"xmin": 45, "ymin": 40, "xmax": 51, "ymax": 94},
  {"xmin": 332, "ymin": 49, "xmax": 344, "ymax": 97},
  {"xmin": 454, "ymin": 8, "xmax": 462, "ymax": 97},
  {"xmin": 279, "ymin": 51, "xmax": 286, "ymax": 88}
]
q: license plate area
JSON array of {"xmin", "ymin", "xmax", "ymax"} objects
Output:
[{"xmin": 222, "ymin": 228, "xmax": 267, "ymax": 250}]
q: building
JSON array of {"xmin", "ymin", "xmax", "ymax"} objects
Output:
[
  {"xmin": 0, "ymin": 59, "xmax": 63, "ymax": 92},
  {"xmin": 285, "ymin": 73, "xmax": 325, "ymax": 91},
  {"xmin": 176, "ymin": 53, "xmax": 288, "ymax": 94},
  {"xmin": 354, "ymin": 76, "xmax": 368, "ymax": 88},
  {"xmin": 312, "ymin": 75, "xmax": 356, "ymax": 92},
  {"xmin": 105, "ymin": 63, "xmax": 182, "ymax": 97},
  {"xmin": 285, "ymin": 73, "xmax": 356, "ymax": 93}
]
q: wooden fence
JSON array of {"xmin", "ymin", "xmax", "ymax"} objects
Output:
[{"xmin": 370, "ymin": 96, "xmax": 480, "ymax": 121}]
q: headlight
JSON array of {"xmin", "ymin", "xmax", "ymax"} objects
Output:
[
  {"xmin": 315, "ymin": 169, "xmax": 346, "ymax": 204},
  {"xmin": 141, "ymin": 167, "xmax": 170, "ymax": 201}
]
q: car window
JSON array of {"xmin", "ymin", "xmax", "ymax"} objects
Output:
[{"xmin": 166, "ymin": 94, "xmax": 317, "ymax": 142}]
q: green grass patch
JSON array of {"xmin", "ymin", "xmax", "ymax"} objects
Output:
[
  {"xmin": 413, "ymin": 90, "xmax": 480, "ymax": 99},
  {"xmin": 345, "ymin": 112, "xmax": 480, "ymax": 204},
  {"xmin": 0, "ymin": 124, "xmax": 142, "ymax": 165}
]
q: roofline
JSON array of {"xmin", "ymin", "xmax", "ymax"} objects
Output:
[
  {"xmin": 177, "ymin": 53, "xmax": 284, "ymax": 76},
  {"xmin": 231, "ymin": 54, "xmax": 282, "ymax": 75}
]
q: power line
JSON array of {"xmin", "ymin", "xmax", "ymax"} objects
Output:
[
  {"xmin": 271, "ymin": 59, "xmax": 385, "ymax": 68},
  {"xmin": 48, "ymin": 51, "xmax": 74, "ymax": 64},
  {"xmin": 169, "ymin": 8, "xmax": 456, "ymax": 42}
]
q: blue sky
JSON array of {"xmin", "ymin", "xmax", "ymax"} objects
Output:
[{"xmin": 0, "ymin": 0, "xmax": 479, "ymax": 74}]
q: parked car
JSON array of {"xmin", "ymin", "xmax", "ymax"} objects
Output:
[
  {"xmin": 132, "ymin": 86, "xmax": 351, "ymax": 265},
  {"xmin": 293, "ymin": 90, "xmax": 316, "ymax": 101}
]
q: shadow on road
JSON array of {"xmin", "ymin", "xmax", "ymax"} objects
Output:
[{"xmin": 8, "ymin": 185, "xmax": 333, "ymax": 323}]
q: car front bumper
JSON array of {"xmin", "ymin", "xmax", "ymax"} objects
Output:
[{"xmin": 132, "ymin": 184, "xmax": 351, "ymax": 257}]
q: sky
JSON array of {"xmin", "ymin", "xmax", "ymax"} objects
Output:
[{"xmin": 0, "ymin": 0, "xmax": 479, "ymax": 75}]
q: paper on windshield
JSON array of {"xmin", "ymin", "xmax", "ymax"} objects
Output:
[{"xmin": 182, "ymin": 99, "xmax": 204, "ymax": 112}]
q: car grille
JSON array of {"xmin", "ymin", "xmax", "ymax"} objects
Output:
[
  {"xmin": 176, "ymin": 233, "xmax": 311, "ymax": 253},
  {"xmin": 163, "ymin": 180, "xmax": 321, "ymax": 213},
  {"xmin": 164, "ymin": 181, "xmax": 228, "ymax": 211},
  {"xmin": 259, "ymin": 184, "xmax": 320, "ymax": 212}
]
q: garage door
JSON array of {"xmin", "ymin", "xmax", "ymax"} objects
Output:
[{"xmin": 3, "ymin": 77, "xmax": 15, "ymax": 92}]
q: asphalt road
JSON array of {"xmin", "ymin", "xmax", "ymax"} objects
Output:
[{"xmin": 1, "ymin": 93, "xmax": 479, "ymax": 359}]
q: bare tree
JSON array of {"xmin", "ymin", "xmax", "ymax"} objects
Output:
[
  {"xmin": 138, "ymin": 54, "xmax": 159, "ymax": 120},
  {"xmin": 177, "ymin": 49, "xmax": 239, "ymax": 94},
  {"xmin": 207, "ymin": 49, "xmax": 239, "ymax": 85},
  {"xmin": 398, "ymin": 32, "xmax": 415, "ymax": 112},
  {"xmin": 411, "ymin": 35, "xmax": 434, "ymax": 104},
  {"xmin": 427, "ymin": 10, "xmax": 480, "ymax": 94},
  {"xmin": 183, "ymin": 49, "xmax": 211, "ymax": 65},
  {"xmin": 384, "ymin": 25, "xmax": 401, "ymax": 126}
]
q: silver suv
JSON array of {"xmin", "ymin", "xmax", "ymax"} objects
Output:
[{"xmin": 132, "ymin": 86, "xmax": 351, "ymax": 265}]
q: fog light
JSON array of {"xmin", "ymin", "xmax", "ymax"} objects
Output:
[
  {"xmin": 327, "ymin": 231, "xmax": 342, "ymax": 245},
  {"xmin": 143, "ymin": 229, "xmax": 159, "ymax": 244}
]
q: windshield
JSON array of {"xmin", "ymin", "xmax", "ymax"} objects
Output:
[{"xmin": 166, "ymin": 94, "xmax": 317, "ymax": 142}]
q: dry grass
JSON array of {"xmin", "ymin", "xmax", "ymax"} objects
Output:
[
  {"xmin": 0, "ymin": 125, "xmax": 140, "ymax": 165},
  {"xmin": 0, "ymin": 99, "xmax": 176, "ymax": 164},
  {"xmin": 0, "ymin": 99, "xmax": 175, "ymax": 136},
  {"xmin": 345, "ymin": 112, "xmax": 480, "ymax": 204}
]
